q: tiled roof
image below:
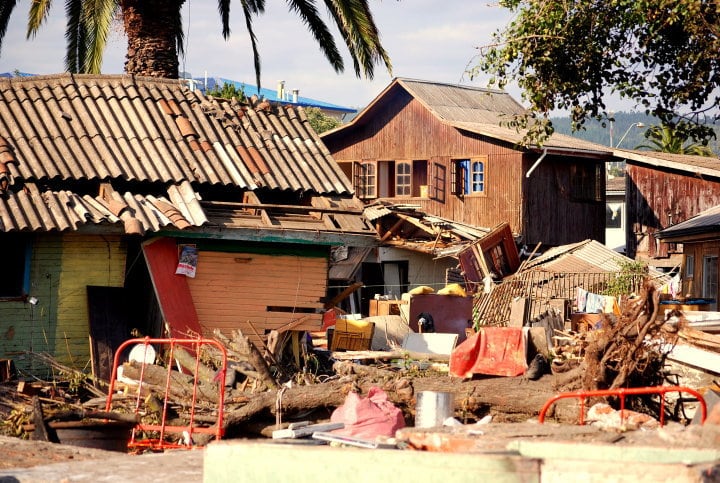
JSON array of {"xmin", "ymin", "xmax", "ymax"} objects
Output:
[{"xmin": 0, "ymin": 74, "xmax": 371, "ymax": 238}]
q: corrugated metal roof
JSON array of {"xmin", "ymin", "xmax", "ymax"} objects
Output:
[
  {"xmin": 0, "ymin": 74, "xmax": 372, "ymax": 238},
  {"xmin": 0, "ymin": 74, "xmax": 352, "ymax": 194},
  {"xmin": 521, "ymin": 239, "xmax": 669, "ymax": 282},
  {"xmin": 326, "ymin": 78, "xmax": 611, "ymax": 155},
  {"xmin": 0, "ymin": 181, "xmax": 203, "ymax": 234},
  {"xmin": 615, "ymin": 149, "xmax": 720, "ymax": 178},
  {"xmin": 657, "ymin": 204, "xmax": 720, "ymax": 239}
]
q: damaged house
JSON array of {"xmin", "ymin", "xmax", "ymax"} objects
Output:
[
  {"xmin": 0, "ymin": 74, "xmax": 376, "ymax": 380},
  {"xmin": 320, "ymin": 78, "xmax": 615, "ymax": 302},
  {"xmin": 619, "ymin": 149, "xmax": 720, "ymax": 272}
]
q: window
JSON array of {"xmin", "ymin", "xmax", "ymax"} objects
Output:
[
  {"xmin": 471, "ymin": 160, "xmax": 485, "ymax": 193},
  {"xmin": 452, "ymin": 157, "xmax": 487, "ymax": 196},
  {"xmin": 685, "ymin": 255, "xmax": 695, "ymax": 279},
  {"xmin": 570, "ymin": 163, "xmax": 602, "ymax": 201},
  {"xmin": 356, "ymin": 160, "xmax": 428, "ymax": 199},
  {"xmin": 396, "ymin": 161, "xmax": 411, "ymax": 196},
  {"xmin": 0, "ymin": 236, "xmax": 31, "ymax": 299},
  {"xmin": 356, "ymin": 161, "xmax": 377, "ymax": 199},
  {"xmin": 606, "ymin": 203, "xmax": 623, "ymax": 229}
]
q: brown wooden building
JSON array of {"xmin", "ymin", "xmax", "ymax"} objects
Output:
[
  {"xmin": 656, "ymin": 204, "xmax": 720, "ymax": 305},
  {"xmin": 321, "ymin": 78, "xmax": 614, "ymax": 252},
  {"xmin": 618, "ymin": 149, "xmax": 720, "ymax": 271}
]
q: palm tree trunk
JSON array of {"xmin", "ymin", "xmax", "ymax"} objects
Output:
[{"xmin": 121, "ymin": 0, "xmax": 185, "ymax": 78}]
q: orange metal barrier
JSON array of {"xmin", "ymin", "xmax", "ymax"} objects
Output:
[
  {"xmin": 538, "ymin": 385, "xmax": 707, "ymax": 426},
  {"xmin": 105, "ymin": 337, "xmax": 227, "ymax": 451}
]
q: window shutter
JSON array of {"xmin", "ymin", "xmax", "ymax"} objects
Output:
[
  {"xmin": 352, "ymin": 161, "xmax": 362, "ymax": 196},
  {"xmin": 451, "ymin": 161, "xmax": 459, "ymax": 195}
]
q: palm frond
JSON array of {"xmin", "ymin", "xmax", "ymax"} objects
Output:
[
  {"xmin": 323, "ymin": 0, "xmax": 391, "ymax": 79},
  {"xmin": 0, "ymin": 0, "xmax": 19, "ymax": 56},
  {"xmin": 64, "ymin": 0, "xmax": 84, "ymax": 72},
  {"xmin": 27, "ymin": 0, "xmax": 53, "ymax": 37},
  {"xmin": 287, "ymin": 0, "xmax": 344, "ymax": 73},
  {"xmin": 79, "ymin": 0, "xmax": 118, "ymax": 73},
  {"xmin": 240, "ymin": 0, "xmax": 262, "ymax": 91},
  {"xmin": 218, "ymin": 0, "xmax": 231, "ymax": 38}
]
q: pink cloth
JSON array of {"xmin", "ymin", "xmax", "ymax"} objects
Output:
[
  {"xmin": 330, "ymin": 386, "xmax": 405, "ymax": 439},
  {"xmin": 449, "ymin": 327, "xmax": 527, "ymax": 378}
]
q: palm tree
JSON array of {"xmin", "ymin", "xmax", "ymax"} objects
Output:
[
  {"xmin": 636, "ymin": 123, "xmax": 715, "ymax": 157},
  {"xmin": 2, "ymin": 0, "xmax": 391, "ymax": 87}
]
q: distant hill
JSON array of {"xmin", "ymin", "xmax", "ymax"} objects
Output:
[{"xmin": 550, "ymin": 111, "xmax": 720, "ymax": 155}]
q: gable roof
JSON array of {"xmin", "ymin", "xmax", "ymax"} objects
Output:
[
  {"xmin": 614, "ymin": 148, "xmax": 720, "ymax": 179},
  {"xmin": 194, "ymin": 77, "xmax": 357, "ymax": 115},
  {"xmin": 0, "ymin": 74, "xmax": 373, "ymax": 241},
  {"xmin": 323, "ymin": 77, "xmax": 612, "ymax": 156}
]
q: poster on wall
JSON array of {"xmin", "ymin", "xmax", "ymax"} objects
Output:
[{"xmin": 175, "ymin": 244, "xmax": 198, "ymax": 278}]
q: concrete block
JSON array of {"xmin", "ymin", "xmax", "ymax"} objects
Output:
[{"xmin": 203, "ymin": 441, "xmax": 540, "ymax": 483}]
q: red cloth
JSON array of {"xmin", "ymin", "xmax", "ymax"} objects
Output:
[
  {"xmin": 330, "ymin": 387, "xmax": 405, "ymax": 439},
  {"xmin": 322, "ymin": 309, "xmax": 338, "ymax": 331},
  {"xmin": 449, "ymin": 327, "xmax": 528, "ymax": 378}
]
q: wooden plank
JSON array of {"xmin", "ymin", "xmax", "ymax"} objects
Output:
[{"xmin": 86, "ymin": 286, "xmax": 130, "ymax": 382}]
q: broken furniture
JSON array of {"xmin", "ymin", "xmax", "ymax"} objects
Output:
[{"xmin": 330, "ymin": 318, "xmax": 376, "ymax": 351}]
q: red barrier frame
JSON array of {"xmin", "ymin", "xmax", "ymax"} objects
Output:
[
  {"xmin": 105, "ymin": 337, "xmax": 227, "ymax": 451},
  {"xmin": 538, "ymin": 385, "xmax": 707, "ymax": 426}
]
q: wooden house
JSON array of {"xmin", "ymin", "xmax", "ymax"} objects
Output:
[
  {"xmin": 321, "ymin": 78, "xmax": 614, "ymax": 256},
  {"xmin": 656, "ymin": 204, "xmax": 720, "ymax": 306},
  {"xmin": 618, "ymin": 149, "xmax": 720, "ymax": 271},
  {"xmin": 0, "ymin": 74, "xmax": 375, "ymax": 378}
]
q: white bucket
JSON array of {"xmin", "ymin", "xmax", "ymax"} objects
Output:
[{"xmin": 415, "ymin": 391, "xmax": 454, "ymax": 428}]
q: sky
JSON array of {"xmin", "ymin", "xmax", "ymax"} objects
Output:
[{"xmin": 0, "ymin": 1, "xmax": 519, "ymax": 110}]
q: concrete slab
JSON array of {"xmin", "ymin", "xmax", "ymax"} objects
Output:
[{"xmin": 203, "ymin": 441, "xmax": 540, "ymax": 483}]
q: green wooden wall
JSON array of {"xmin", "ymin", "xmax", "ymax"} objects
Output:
[{"xmin": 0, "ymin": 234, "xmax": 126, "ymax": 376}]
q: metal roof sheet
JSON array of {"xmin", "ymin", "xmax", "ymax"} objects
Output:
[
  {"xmin": 615, "ymin": 149, "xmax": 720, "ymax": 178},
  {"xmin": 325, "ymin": 78, "xmax": 612, "ymax": 155},
  {"xmin": 521, "ymin": 239, "xmax": 669, "ymax": 283},
  {"xmin": 657, "ymin": 204, "xmax": 720, "ymax": 239}
]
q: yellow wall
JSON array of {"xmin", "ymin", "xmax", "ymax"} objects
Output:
[{"xmin": 54, "ymin": 234, "xmax": 126, "ymax": 367}]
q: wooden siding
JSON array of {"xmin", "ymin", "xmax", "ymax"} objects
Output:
[
  {"xmin": 626, "ymin": 164, "xmax": 720, "ymax": 261},
  {"xmin": 325, "ymin": 93, "xmax": 525, "ymax": 233},
  {"xmin": 188, "ymin": 251, "xmax": 327, "ymax": 347},
  {"xmin": 0, "ymin": 234, "xmax": 126, "ymax": 375},
  {"xmin": 0, "ymin": 235, "xmax": 59, "ymax": 375},
  {"xmin": 55, "ymin": 234, "xmax": 126, "ymax": 368},
  {"xmin": 325, "ymin": 91, "xmax": 605, "ymax": 246},
  {"xmin": 681, "ymin": 241, "xmax": 720, "ymax": 301},
  {"xmin": 523, "ymin": 155, "xmax": 606, "ymax": 246}
]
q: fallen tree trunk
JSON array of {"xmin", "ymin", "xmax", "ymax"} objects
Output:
[
  {"xmin": 120, "ymin": 361, "xmax": 220, "ymax": 404},
  {"xmin": 222, "ymin": 370, "xmax": 562, "ymax": 431}
]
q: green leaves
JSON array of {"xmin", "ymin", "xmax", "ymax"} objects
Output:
[{"xmin": 478, "ymin": 0, "xmax": 720, "ymax": 147}]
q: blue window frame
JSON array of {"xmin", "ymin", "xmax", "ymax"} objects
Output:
[{"xmin": 452, "ymin": 158, "xmax": 486, "ymax": 195}]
